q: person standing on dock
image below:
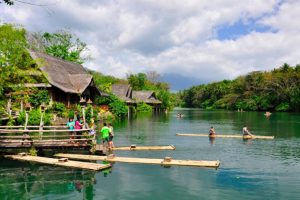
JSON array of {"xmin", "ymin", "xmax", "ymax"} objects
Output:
[
  {"xmin": 108, "ymin": 123, "xmax": 114, "ymax": 149},
  {"xmin": 75, "ymin": 115, "xmax": 83, "ymax": 139},
  {"xmin": 242, "ymin": 126, "xmax": 253, "ymax": 137},
  {"xmin": 101, "ymin": 123, "xmax": 110, "ymax": 149},
  {"xmin": 209, "ymin": 126, "xmax": 216, "ymax": 137},
  {"xmin": 67, "ymin": 117, "xmax": 75, "ymax": 140}
]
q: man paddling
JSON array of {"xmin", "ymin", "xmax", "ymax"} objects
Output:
[
  {"xmin": 209, "ymin": 126, "xmax": 216, "ymax": 137},
  {"xmin": 242, "ymin": 126, "xmax": 253, "ymax": 138}
]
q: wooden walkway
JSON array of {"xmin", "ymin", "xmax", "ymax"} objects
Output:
[
  {"xmin": 113, "ymin": 145, "xmax": 175, "ymax": 151},
  {"xmin": 176, "ymin": 133, "xmax": 274, "ymax": 139},
  {"xmin": 55, "ymin": 153, "xmax": 220, "ymax": 168},
  {"xmin": 4, "ymin": 154, "xmax": 111, "ymax": 171}
]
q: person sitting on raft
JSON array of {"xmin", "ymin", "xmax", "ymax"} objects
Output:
[
  {"xmin": 243, "ymin": 126, "xmax": 253, "ymax": 137},
  {"xmin": 209, "ymin": 126, "xmax": 216, "ymax": 137}
]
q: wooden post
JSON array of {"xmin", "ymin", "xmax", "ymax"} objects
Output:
[
  {"xmin": 67, "ymin": 94, "xmax": 70, "ymax": 108},
  {"xmin": 24, "ymin": 111, "xmax": 29, "ymax": 130},
  {"xmin": 20, "ymin": 99, "xmax": 24, "ymax": 112},
  {"xmin": 7, "ymin": 98, "xmax": 11, "ymax": 116},
  {"xmin": 39, "ymin": 111, "xmax": 44, "ymax": 139},
  {"xmin": 82, "ymin": 107, "xmax": 87, "ymax": 129}
]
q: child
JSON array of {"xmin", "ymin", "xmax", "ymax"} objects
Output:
[
  {"xmin": 101, "ymin": 123, "xmax": 110, "ymax": 149},
  {"xmin": 67, "ymin": 118, "xmax": 75, "ymax": 140},
  {"xmin": 108, "ymin": 123, "xmax": 114, "ymax": 148}
]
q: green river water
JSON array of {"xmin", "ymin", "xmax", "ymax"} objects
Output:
[{"xmin": 1, "ymin": 109, "xmax": 300, "ymax": 200}]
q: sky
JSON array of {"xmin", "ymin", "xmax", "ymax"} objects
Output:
[{"xmin": 1, "ymin": 0, "xmax": 300, "ymax": 90}]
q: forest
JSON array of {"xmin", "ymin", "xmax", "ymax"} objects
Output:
[{"xmin": 179, "ymin": 64, "xmax": 300, "ymax": 112}]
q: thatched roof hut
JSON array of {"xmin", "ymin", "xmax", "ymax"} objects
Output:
[
  {"xmin": 111, "ymin": 84, "xmax": 134, "ymax": 104},
  {"xmin": 28, "ymin": 51, "xmax": 104, "ymax": 106},
  {"xmin": 132, "ymin": 91, "xmax": 162, "ymax": 105},
  {"xmin": 30, "ymin": 51, "xmax": 92, "ymax": 94}
]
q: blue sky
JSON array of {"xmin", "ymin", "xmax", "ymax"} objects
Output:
[{"xmin": 1, "ymin": 0, "xmax": 300, "ymax": 90}]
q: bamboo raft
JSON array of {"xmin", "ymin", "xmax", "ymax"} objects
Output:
[
  {"xmin": 54, "ymin": 153, "xmax": 220, "ymax": 168},
  {"xmin": 176, "ymin": 133, "xmax": 274, "ymax": 139},
  {"xmin": 113, "ymin": 145, "xmax": 176, "ymax": 151},
  {"xmin": 4, "ymin": 154, "xmax": 111, "ymax": 171}
]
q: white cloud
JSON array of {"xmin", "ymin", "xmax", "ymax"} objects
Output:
[{"xmin": 1, "ymin": 0, "xmax": 299, "ymax": 89}]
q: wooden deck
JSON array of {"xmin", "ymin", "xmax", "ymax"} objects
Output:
[
  {"xmin": 176, "ymin": 133, "xmax": 274, "ymax": 139},
  {"xmin": 55, "ymin": 153, "xmax": 220, "ymax": 168},
  {"xmin": 113, "ymin": 145, "xmax": 175, "ymax": 151},
  {"xmin": 4, "ymin": 154, "xmax": 111, "ymax": 171}
]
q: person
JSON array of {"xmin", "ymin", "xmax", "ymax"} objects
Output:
[
  {"xmin": 89, "ymin": 117, "xmax": 96, "ymax": 136},
  {"xmin": 209, "ymin": 126, "xmax": 216, "ymax": 137},
  {"xmin": 108, "ymin": 123, "xmax": 114, "ymax": 148},
  {"xmin": 242, "ymin": 126, "xmax": 253, "ymax": 137},
  {"xmin": 75, "ymin": 115, "xmax": 83, "ymax": 139},
  {"xmin": 67, "ymin": 117, "xmax": 75, "ymax": 140},
  {"xmin": 264, "ymin": 111, "xmax": 272, "ymax": 118},
  {"xmin": 101, "ymin": 122, "xmax": 110, "ymax": 149}
]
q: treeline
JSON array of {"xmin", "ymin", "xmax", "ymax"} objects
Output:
[{"xmin": 180, "ymin": 64, "xmax": 300, "ymax": 112}]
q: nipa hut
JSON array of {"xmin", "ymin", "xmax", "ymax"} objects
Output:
[
  {"xmin": 29, "ymin": 51, "xmax": 105, "ymax": 107},
  {"xmin": 132, "ymin": 91, "xmax": 162, "ymax": 112}
]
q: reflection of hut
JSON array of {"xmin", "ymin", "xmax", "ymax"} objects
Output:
[
  {"xmin": 132, "ymin": 91, "xmax": 162, "ymax": 112},
  {"xmin": 29, "ymin": 51, "xmax": 105, "ymax": 107}
]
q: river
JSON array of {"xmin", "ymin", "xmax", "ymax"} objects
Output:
[{"xmin": 1, "ymin": 109, "xmax": 300, "ymax": 200}]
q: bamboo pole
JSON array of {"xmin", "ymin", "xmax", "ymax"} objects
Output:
[
  {"xmin": 4, "ymin": 155, "xmax": 111, "ymax": 171},
  {"xmin": 55, "ymin": 153, "xmax": 220, "ymax": 168},
  {"xmin": 176, "ymin": 133, "xmax": 274, "ymax": 139},
  {"xmin": 113, "ymin": 145, "xmax": 176, "ymax": 151}
]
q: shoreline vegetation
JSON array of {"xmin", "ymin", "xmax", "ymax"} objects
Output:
[{"xmin": 179, "ymin": 64, "xmax": 300, "ymax": 112}]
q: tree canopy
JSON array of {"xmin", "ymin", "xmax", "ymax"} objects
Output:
[{"xmin": 180, "ymin": 64, "xmax": 300, "ymax": 112}]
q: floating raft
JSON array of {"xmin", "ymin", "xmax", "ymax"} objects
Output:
[
  {"xmin": 176, "ymin": 133, "xmax": 274, "ymax": 139},
  {"xmin": 113, "ymin": 145, "xmax": 175, "ymax": 151},
  {"xmin": 4, "ymin": 154, "xmax": 111, "ymax": 171},
  {"xmin": 55, "ymin": 153, "xmax": 220, "ymax": 168}
]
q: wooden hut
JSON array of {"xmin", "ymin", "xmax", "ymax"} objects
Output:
[
  {"xmin": 132, "ymin": 91, "xmax": 162, "ymax": 112},
  {"xmin": 111, "ymin": 84, "xmax": 135, "ymax": 105},
  {"xmin": 29, "ymin": 51, "xmax": 104, "ymax": 107}
]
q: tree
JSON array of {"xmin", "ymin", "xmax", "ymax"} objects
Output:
[{"xmin": 31, "ymin": 30, "xmax": 90, "ymax": 64}]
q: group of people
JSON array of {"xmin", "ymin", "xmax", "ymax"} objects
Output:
[
  {"xmin": 100, "ymin": 123, "xmax": 114, "ymax": 150},
  {"xmin": 67, "ymin": 115, "xmax": 85, "ymax": 141},
  {"xmin": 208, "ymin": 126, "xmax": 253, "ymax": 137}
]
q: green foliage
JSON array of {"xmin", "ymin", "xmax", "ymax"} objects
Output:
[
  {"xmin": 0, "ymin": 24, "xmax": 46, "ymax": 105},
  {"xmin": 41, "ymin": 30, "xmax": 89, "ymax": 64},
  {"xmin": 127, "ymin": 73, "xmax": 147, "ymax": 90},
  {"xmin": 28, "ymin": 146, "xmax": 37, "ymax": 156},
  {"xmin": 180, "ymin": 64, "xmax": 300, "ymax": 112},
  {"xmin": 89, "ymin": 70, "xmax": 120, "ymax": 93},
  {"xmin": 51, "ymin": 102, "xmax": 66, "ymax": 116},
  {"xmin": 95, "ymin": 95, "xmax": 128, "ymax": 117},
  {"xmin": 17, "ymin": 109, "xmax": 52, "ymax": 125},
  {"xmin": 28, "ymin": 90, "xmax": 50, "ymax": 107},
  {"xmin": 136, "ymin": 103, "xmax": 152, "ymax": 113}
]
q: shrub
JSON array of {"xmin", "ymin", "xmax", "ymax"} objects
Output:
[
  {"xmin": 17, "ymin": 109, "xmax": 52, "ymax": 125},
  {"xmin": 51, "ymin": 102, "xmax": 66, "ymax": 116},
  {"xmin": 28, "ymin": 90, "xmax": 50, "ymax": 107},
  {"xmin": 136, "ymin": 102, "xmax": 152, "ymax": 113}
]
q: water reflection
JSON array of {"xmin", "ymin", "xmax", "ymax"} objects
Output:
[{"xmin": 0, "ymin": 160, "xmax": 100, "ymax": 200}]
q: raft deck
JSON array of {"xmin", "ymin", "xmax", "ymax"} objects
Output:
[
  {"xmin": 176, "ymin": 133, "xmax": 274, "ymax": 139},
  {"xmin": 113, "ymin": 145, "xmax": 175, "ymax": 151},
  {"xmin": 4, "ymin": 154, "xmax": 111, "ymax": 171},
  {"xmin": 55, "ymin": 153, "xmax": 220, "ymax": 168}
]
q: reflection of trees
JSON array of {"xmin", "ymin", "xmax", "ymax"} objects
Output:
[{"xmin": 0, "ymin": 161, "xmax": 96, "ymax": 199}]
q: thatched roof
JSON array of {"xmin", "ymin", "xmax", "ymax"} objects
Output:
[
  {"xmin": 111, "ymin": 84, "xmax": 134, "ymax": 103},
  {"xmin": 132, "ymin": 91, "xmax": 162, "ymax": 104},
  {"xmin": 30, "ymin": 51, "xmax": 92, "ymax": 94}
]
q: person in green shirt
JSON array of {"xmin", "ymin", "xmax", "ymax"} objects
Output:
[{"xmin": 101, "ymin": 123, "xmax": 110, "ymax": 147}]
